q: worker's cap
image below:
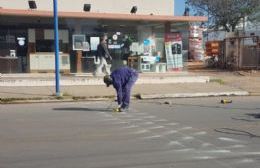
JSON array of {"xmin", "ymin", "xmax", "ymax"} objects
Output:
[{"xmin": 103, "ymin": 75, "xmax": 113, "ymax": 87}]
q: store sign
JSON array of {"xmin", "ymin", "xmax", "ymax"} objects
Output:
[
  {"xmin": 165, "ymin": 33, "xmax": 182, "ymax": 42},
  {"xmin": 112, "ymin": 34, "xmax": 118, "ymax": 41},
  {"xmin": 143, "ymin": 39, "xmax": 151, "ymax": 46},
  {"xmin": 17, "ymin": 37, "xmax": 26, "ymax": 46},
  {"xmin": 108, "ymin": 44, "xmax": 121, "ymax": 49}
]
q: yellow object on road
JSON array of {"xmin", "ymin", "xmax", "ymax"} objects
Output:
[
  {"xmin": 221, "ymin": 99, "xmax": 232, "ymax": 104},
  {"xmin": 113, "ymin": 108, "xmax": 121, "ymax": 112}
]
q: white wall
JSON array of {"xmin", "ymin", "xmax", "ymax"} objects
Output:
[{"xmin": 0, "ymin": 0, "xmax": 174, "ymax": 15}]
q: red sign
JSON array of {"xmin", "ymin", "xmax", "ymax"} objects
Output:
[{"xmin": 165, "ymin": 32, "xmax": 182, "ymax": 42}]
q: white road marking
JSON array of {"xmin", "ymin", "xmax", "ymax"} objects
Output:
[
  {"xmin": 139, "ymin": 122, "xmax": 154, "ymax": 125},
  {"xmin": 200, "ymin": 150, "xmax": 231, "ymax": 154},
  {"xmin": 168, "ymin": 141, "xmax": 183, "ymax": 146},
  {"xmin": 162, "ymin": 130, "xmax": 178, "ymax": 135},
  {"xmin": 141, "ymin": 135, "xmax": 162, "ymax": 139},
  {"xmin": 128, "ymin": 118, "xmax": 143, "ymax": 121},
  {"xmin": 193, "ymin": 156, "xmax": 215, "ymax": 160},
  {"xmin": 182, "ymin": 136, "xmax": 195, "ymax": 140},
  {"xmin": 134, "ymin": 113, "xmax": 147, "ymax": 116},
  {"xmin": 102, "ymin": 118, "xmax": 119, "ymax": 121},
  {"xmin": 239, "ymin": 152, "xmax": 260, "ymax": 155},
  {"xmin": 119, "ymin": 115, "xmax": 133, "ymax": 118},
  {"xmin": 113, "ymin": 121, "xmax": 128, "ymax": 124},
  {"xmin": 122, "ymin": 125, "xmax": 139, "ymax": 129},
  {"xmin": 135, "ymin": 113, "xmax": 147, "ymax": 115},
  {"xmin": 202, "ymin": 143, "xmax": 213, "ymax": 147},
  {"xmin": 142, "ymin": 116, "xmax": 157, "ymax": 119},
  {"xmin": 174, "ymin": 148, "xmax": 195, "ymax": 152},
  {"xmin": 222, "ymin": 144, "xmax": 245, "ymax": 149},
  {"xmin": 237, "ymin": 158, "xmax": 255, "ymax": 163},
  {"xmin": 133, "ymin": 129, "xmax": 150, "ymax": 134},
  {"xmin": 165, "ymin": 122, "xmax": 179, "ymax": 126},
  {"xmin": 178, "ymin": 127, "xmax": 193, "ymax": 131},
  {"xmin": 192, "ymin": 131, "xmax": 207, "ymax": 136},
  {"xmin": 153, "ymin": 119, "xmax": 168, "ymax": 122},
  {"xmin": 218, "ymin": 137, "xmax": 244, "ymax": 143},
  {"xmin": 148, "ymin": 126, "xmax": 165, "ymax": 130}
]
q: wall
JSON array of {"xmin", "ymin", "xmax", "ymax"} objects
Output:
[{"xmin": 0, "ymin": 0, "xmax": 174, "ymax": 15}]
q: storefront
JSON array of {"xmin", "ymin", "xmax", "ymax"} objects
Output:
[{"xmin": 0, "ymin": 8, "xmax": 207, "ymax": 74}]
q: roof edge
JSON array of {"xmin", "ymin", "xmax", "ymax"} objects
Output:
[{"xmin": 0, "ymin": 8, "xmax": 208, "ymax": 22}]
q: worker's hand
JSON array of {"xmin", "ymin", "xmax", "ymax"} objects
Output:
[{"xmin": 109, "ymin": 56, "xmax": 112, "ymax": 61}]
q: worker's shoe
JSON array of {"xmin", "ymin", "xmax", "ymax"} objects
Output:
[
  {"xmin": 120, "ymin": 107, "xmax": 129, "ymax": 112},
  {"xmin": 113, "ymin": 106, "xmax": 129, "ymax": 113}
]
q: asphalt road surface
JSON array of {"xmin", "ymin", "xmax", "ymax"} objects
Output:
[{"xmin": 0, "ymin": 96, "xmax": 260, "ymax": 168}]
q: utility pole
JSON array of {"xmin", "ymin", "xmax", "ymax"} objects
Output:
[{"xmin": 53, "ymin": 0, "xmax": 61, "ymax": 96}]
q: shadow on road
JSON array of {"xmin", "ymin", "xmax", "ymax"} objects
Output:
[
  {"xmin": 215, "ymin": 128, "xmax": 260, "ymax": 138},
  {"xmin": 166, "ymin": 103, "xmax": 260, "ymax": 111},
  {"xmin": 231, "ymin": 113, "xmax": 260, "ymax": 122},
  {"xmin": 231, "ymin": 117, "xmax": 257, "ymax": 122},
  {"xmin": 246, "ymin": 113, "xmax": 260, "ymax": 119},
  {"xmin": 53, "ymin": 107, "xmax": 112, "ymax": 112}
]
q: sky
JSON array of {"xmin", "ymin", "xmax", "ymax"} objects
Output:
[{"xmin": 174, "ymin": 0, "xmax": 185, "ymax": 16}]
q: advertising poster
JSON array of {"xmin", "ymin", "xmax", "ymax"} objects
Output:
[
  {"xmin": 189, "ymin": 26, "xmax": 204, "ymax": 60},
  {"xmin": 90, "ymin": 37, "xmax": 100, "ymax": 51},
  {"xmin": 165, "ymin": 32, "xmax": 183, "ymax": 71}
]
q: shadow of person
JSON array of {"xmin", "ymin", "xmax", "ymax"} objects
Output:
[{"xmin": 53, "ymin": 107, "xmax": 112, "ymax": 112}]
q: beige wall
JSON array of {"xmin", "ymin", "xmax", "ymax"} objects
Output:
[{"xmin": 0, "ymin": 0, "xmax": 174, "ymax": 15}]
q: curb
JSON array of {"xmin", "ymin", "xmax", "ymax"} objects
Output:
[
  {"xmin": 139, "ymin": 91, "xmax": 250, "ymax": 99},
  {"xmin": 0, "ymin": 91, "xmax": 250, "ymax": 104},
  {"xmin": 0, "ymin": 76, "xmax": 210, "ymax": 87},
  {"xmin": 0, "ymin": 97, "xmax": 114, "ymax": 104}
]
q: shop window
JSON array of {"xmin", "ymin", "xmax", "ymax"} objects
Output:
[{"xmin": 36, "ymin": 40, "xmax": 62, "ymax": 52}]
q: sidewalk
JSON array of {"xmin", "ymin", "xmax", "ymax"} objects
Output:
[
  {"xmin": 191, "ymin": 70, "xmax": 260, "ymax": 96},
  {"xmin": 0, "ymin": 72, "xmax": 209, "ymax": 86},
  {"xmin": 0, "ymin": 71, "xmax": 254, "ymax": 103},
  {"xmin": 0, "ymin": 82, "xmax": 248, "ymax": 101}
]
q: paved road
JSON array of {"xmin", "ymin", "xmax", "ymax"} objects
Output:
[{"xmin": 0, "ymin": 97, "xmax": 260, "ymax": 168}]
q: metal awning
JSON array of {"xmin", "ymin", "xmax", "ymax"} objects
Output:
[{"xmin": 0, "ymin": 8, "xmax": 207, "ymax": 23}]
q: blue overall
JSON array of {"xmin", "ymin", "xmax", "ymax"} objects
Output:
[{"xmin": 111, "ymin": 67, "xmax": 138, "ymax": 108}]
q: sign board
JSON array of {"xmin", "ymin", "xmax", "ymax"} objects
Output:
[
  {"xmin": 90, "ymin": 37, "xmax": 100, "ymax": 51},
  {"xmin": 72, "ymin": 35, "xmax": 85, "ymax": 51},
  {"xmin": 165, "ymin": 32, "xmax": 183, "ymax": 71}
]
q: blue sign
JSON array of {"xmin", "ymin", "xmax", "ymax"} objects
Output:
[{"xmin": 143, "ymin": 39, "xmax": 150, "ymax": 46}]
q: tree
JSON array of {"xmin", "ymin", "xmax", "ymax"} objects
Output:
[
  {"xmin": 187, "ymin": 0, "xmax": 260, "ymax": 32},
  {"xmin": 248, "ymin": 6, "xmax": 260, "ymax": 22}
]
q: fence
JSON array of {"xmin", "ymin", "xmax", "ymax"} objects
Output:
[
  {"xmin": 223, "ymin": 36, "xmax": 260, "ymax": 70},
  {"xmin": 241, "ymin": 46, "xmax": 260, "ymax": 69}
]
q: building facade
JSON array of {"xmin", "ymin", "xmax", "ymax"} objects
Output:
[
  {"xmin": 0, "ymin": 0, "xmax": 174, "ymax": 15},
  {"xmin": 0, "ymin": 0, "xmax": 206, "ymax": 74}
]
